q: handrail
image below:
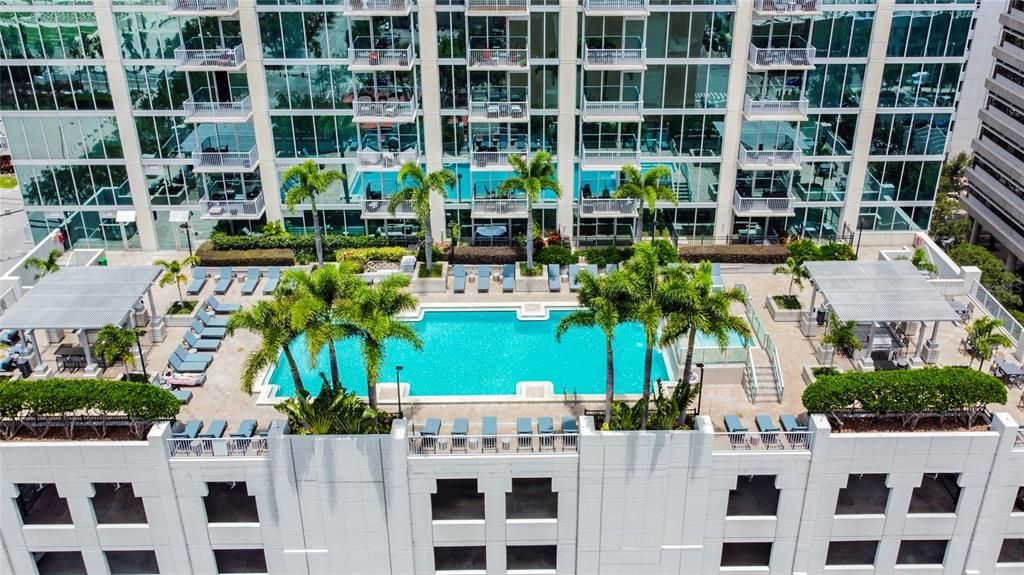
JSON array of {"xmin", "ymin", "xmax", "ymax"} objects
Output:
[
  {"xmin": 168, "ymin": 436, "xmax": 268, "ymax": 458},
  {"xmin": 969, "ymin": 280, "xmax": 1024, "ymax": 342},
  {"xmin": 770, "ymin": 341, "xmax": 785, "ymax": 401},
  {"xmin": 408, "ymin": 433, "xmax": 578, "ymax": 455},
  {"xmin": 712, "ymin": 431, "xmax": 812, "ymax": 451},
  {"xmin": 737, "ymin": 284, "xmax": 785, "ymax": 400},
  {"xmin": 745, "ymin": 348, "xmax": 759, "ymax": 400}
]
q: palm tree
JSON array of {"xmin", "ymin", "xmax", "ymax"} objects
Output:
[
  {"xmin": 622, "ymin": 243, "xmax": 665, "ymax": 429},
  {"xmin": 821, "ymin": 312, "xmax": 862, "ymax": 366},
  {"xmin": 613, "ymin": 164, "xmax": 676, "ymax": 242},
  {"xmin": 773, "ymin": 256, "xmax": 809, "ymax": 296},
  {"xmin": 282, "ymin": 160, "xmax": 346, "ymax": 266},
  {"xmin": 154, "ymin": 256, "xmax": 200, "ymax": 302},
  {"xmin": 965, "ymin": 317, "xmax": 1014, "ymax": 371},
  {"xmin": 285, "ymin": 266, "xmax": 361, "ymax": 387},
  {"xmin": 660, "ymin": 262, "xmax": 752, "ymax": 426},
  {"xmin": 226, "ymin": 295, "xmax": 308, "ymax": 395},
  {"xmin": 497, "ymin": 151, "xmax": 562, "ymax": 271},
  {"xmin": 555, "ymin": 271, "xmax": 632, "ymax": 422},
  {"xmin": 342, "ymin": 274, "xmax": 422, "ymax": 408},
  {"xmin": 276, "ymin": 374, "xmax": 392, "ymax": 435},
  {"xmin": 25, "ymin": 249, "xmax": 61, "ymax": 280},
  {"xmin": 94, "ymin": 324, "xmax": 137, "ymax": 371},
  {"xmin": 390, "ymin": 163, "xmax": 456, "ymax": 270}
]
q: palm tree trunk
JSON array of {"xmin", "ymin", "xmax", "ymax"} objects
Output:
[
  {"xmin": 311, "ymin": 204, "xmax": 324, "ymax": 266},
  {"xmin": 604, "ymin": 338, "xmax": 615, "ymax": 424},
  {"xmin": 282, "ymin": 347, "xmax": 307, "ymax": 396},
  {"xmin": 649, "ymin": 206, "xmax": 656, "ymax": 243},
  {"xmin": 526, "ymin": 207, "xmax": 534, "ymax": 270},
  {"xmin": 424, "ymin": 207, "xmax": 434, "ymax": 270},
  {"xmin": 677, "ymin": 329, "xmax": 698, "ymax": 427},
  {"xmin": 175, "ymin": 280, "xmax": 183, "ymax": 303},
  {"xmin": 328, "ymin": 344, "xmax": 341, "ymax": 386},
  {"xmin": 788, "ymin": 277, "xmax": 794, "ymax": 295},
  {"xmin": 640, "ymin": 343, "xmax": 653, "ymax": 430},
  {"xmin": 366, "ymin": 342, "xmax": 380, "ymax": 409}
]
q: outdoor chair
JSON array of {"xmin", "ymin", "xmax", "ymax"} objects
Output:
[
  {"xmin": 170, "ymin": 389, "xmax": 192, "ymax": 404},
  {"xmin": 606, "ymin": 264, "xmax": 619, "ymax": 274},
  {"xmin": 187, "ymin": 267, "xmax": 207, "ymax": 295},
  {"xmin": 547, "ymin": 264, "xmax": 560, "ymax": 292},
  {"xmin": 199, "ymin": 420, "xmax": 227, "ymax": 439},
  {"xmin": 172, "ymin": 420, "xmax": 203, "ymax": 439},
  {"xmin": 755, "ymin": 414, "xmax": 781, "ymax": 449},
  {"xmin": 184, "ymin": 331, "xmax": 220, "ymax": 352},
  {"xmin": 453, "ymin": 265, "xmax": 466, "ymax": 294},
  {"xmin": 452, "ymin": 418, "xmax": 468, "ymax": 452},
  {"xmin": 230, "ymin": 419, "xmax": 258, "ymax": 438},
  {"xmin": 568, "ymin": 264, "xmax": 581, "ymax": 292},
  {"xmin": 482, "ymin": 416, "xmax": 498, "ymax": 451},
  {"xmin": 503, "ymin": 264, "xmax": 515, "ymax": 293},
  {"xmin": 174, "ymin": 345, "xmax": 214, "ymax": 367},
  {"xmin": 421, "ymin": 417, "xmax": 442, "ymax": 452},
  {"xmin": 262, "ymin": 267, "xmax": 281, "ymax": 294},
  {"xmin": 206, "ymin": 295, "xmax": 241, "ymax": 314},
  {"xmin": 240, "ymin": 269, "xmax": 261, "ymax": 295},
  {"xmin": 168, "ymin": 352, "xmax": 208, "ymax": 374},
  {"xmin": 478, "ymin": 265, "xmax": 491, "ymax": 292},
  {"xmin": 214, "ymin": 267, "xmax": 234, "ymax": 295},
  {"xmin": 191, "ymin": 318, "xmax": 226, "ymax": 340},
  {"xmin": 586, "ymin": 264, "xmax": 598, "ymax": 279},
  {"xmin": 197, "ymin": 309, "xmax": 228, "ymax": 328},
  {"xmin": 724, "ymin": 415, "xmax": 748, "ymax": 449},
  {"xmin": 561, "ymin": 416, "xmax": 578, "ymax": 451},
  {"xmin": 538, "ymin": 416, "xmax": 555, "ymax": 451},
  {"xmin": 517, "ymin": 417, "xmax": 533, "ymax": 452}
]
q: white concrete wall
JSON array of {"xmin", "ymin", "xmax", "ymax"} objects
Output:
[{"xmin": 948, "ymin": 0, "xmax": 1006, "ymax": 155}]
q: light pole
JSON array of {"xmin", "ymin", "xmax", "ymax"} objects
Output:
[
  {"xmin": 695, "ymin": 362, "xmax": 705, "ymax": 416},
  {"xmin": 855, "ymin": 216, "xmax": 868, "ymax": 258},
  {"xmin": 134, "ymin": 328, "xmax": 149, "ymax": 380},
  {"xmin": 178, "ymin": 211, "xmax": 194, "ymax": 258},
  {"xmin": 395, "ymin": 365, "xmax": 404, "ymax": 419}
]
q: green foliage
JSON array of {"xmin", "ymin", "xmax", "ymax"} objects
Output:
[
  {"xmin": 818, "ymin": 242, "xmax": 857, "ymax": 261},
  {"xmin": 773, "ymin": 256, "xmax": 809, "ymax": 295},
  {"xmin": 822, "ymin": 312, "xmax": 862, "ymax": 365},
  {"xmin": 910, "ymin": 248, "xmax": 938, "ymax": 275},
  {"xmin": 948, "ymin": 243, "xmax": 1023, "ymax": 309},
  {"xmin": 642, "ymin": 239, "xmax": 680, "ymax": 265},
  {"xmin": 25, "ymin": 249, "xmax": 61, "ymax": 280},
  {"xmin": 772, "ymin": 295, "xmax": 802, "ymax": 310},
  {"xmin": 965, "ymin": 316, "xmax": 1015, "ymax": 369},
  {"xmin": 276, "ymin": 375, "xmax": 392, "ymax": 435},
  {"xmin": 196, "ymin": 245, "xmax": 295, "ymax": 267},
  {"xmin": 94, "ymin": 324, "xmax": 137, "ymax": 370},
  {"xmin": 613, "ymin": 165, "xmax": 676, "ymax": 241},
  {"xmin": 335, "ymin": 247, "xmax": 408, "ymax": 270},
  {"xmin": 534, "ymin": 245, "xmax": 576, "ymax": 266},
  {"xmin": 417, "ymin": 263, "xmax": 444, "ymax": 278},
  {"xmin": 0, "ymin": 379, "xmax": 179, "ymax": 439},
  {"xmin": 801, "ymin": 367, "xmax": 1007, "ymax": 427},
  {"xmin": 579, "ymin": 246, "xmax": 630, "ymax": 266},
  {"xmin": 606, "ymin": 381, "xmax": 700, "ymax": 431},
  {"xmin": 261, "ymin": 221, "xmax": 290, "ymax": 237},
  {"xmin": 498, "ymin": 151, "xmax": 561, "ymax": 269},
  {"xmin": 209, "ymin": 231, "xmax": 389, "ymax": 255},
  {"xmin": 929, "ymin": 152, "xmax": 971, "ymax": 243},
  {"xmin": 415, "ymin": 244, "xmax": 444, "ymax": 263},
  {"xmin": 678, "ymin": 244, "xmax": 791, "ymax": 264},
  {"xmin": 154, "ymin": 255, "xmax": 200, "ymax": 302},
  {"xmin": 786, "ymin": 238, "xmax": 856, "ymax": 262}
]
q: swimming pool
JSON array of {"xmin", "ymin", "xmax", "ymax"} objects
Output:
[{"xmin": 267, "ymin": 308, "xmax": 749, "ymax": 398}]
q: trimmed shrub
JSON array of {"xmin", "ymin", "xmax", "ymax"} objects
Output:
[
  {"xmin": 0, "ymin": 379, "xmax": 181, "ymax": 439},
  {"xmin": 678, "ymin": 244, "xmax": 791, "ymax": 264},
  {"xmin": 645, "ymin": 239, "xmax": 680, "ymax": 264},
  {"xmin": 579, "ymin": 246, "xmax": 630, "ymax": 266},
  {"xmin": 416, "ymin": 244, "xmax": 444, "ymax": 263},
  {"xmin": 534, "ymin": 244, "xmax": 576, "ymax": 266},
  {"xmin": 451, "ymin": 246, "xmax": 525, "ymax": 264},
  {"xmin": 336, "ymin": 247, "xmax": 408, "ymax": 268},
  {"xmin": 196, "ymin": 244, "xmax": 295, "ymax": 267},
  {"xmin": 208, "ymin": 231, "xmax": 389, "ymax": 254},
  {"xmin": 785, "ymin": 238, "xmax": 856, "ymax": 262},
  {"xmin": 801, "ymin": 367, "xmax": 1007, "ymax": 428}
]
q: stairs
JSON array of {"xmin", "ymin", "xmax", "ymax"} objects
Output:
[{"xmin": 743, "ymin": 347, "xmax": 780, "ymax": 404}]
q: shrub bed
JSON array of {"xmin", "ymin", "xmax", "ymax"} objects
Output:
[
  {"xmin": 678, "ymin": 244, "xmax": 790, "ymax": 264},
  {"xmin": 802, "ymin": 366, "xmax": 1007, "ymax": 429},
  {"xmin": 772, "ymin": 295, "xmax": 802, "ymax": 310},
  {"xmin": 336, "ymin": 247, "xmax": 408, "ymax": 271},
  {"xmin": 451, "ymin": 246, "xmax": 525, "ymax": 264},
  {"xmin": 534, "ymin": 245, "xmax": 576, "ymax": 266},
  {"xmin": 197, "ymin": 244, "xmax": 295, "ymax": 267},
  {"xmin": 0, "ymin": 379, "xmax": 181, "ymax": 439},
  {"xmin": 209, "ymin": 231, "xmax": 389, "ymax": 254},
  {"xmin": 578, "ymin": 246, "xmax": 630, "ymax": 266}
]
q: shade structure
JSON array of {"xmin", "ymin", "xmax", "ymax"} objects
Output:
[
  {"xmin": 803, "ymin": 260, "xmax": 961, "ymax": 324},
  {"xmin": 0, "ymin": 266, "xmax": 162, "ymax": 330}
]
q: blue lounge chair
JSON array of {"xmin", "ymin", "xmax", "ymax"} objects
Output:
[
  {"xmin": 230, "ymin": 419, "xmax": 258, "ymax": 438},
  {"xmin": 184, "ymin": 331, "xmax": 220, "ymax": 352},
  {"xmin": 537, "ymin": 416, "xmax": 555, "ymax": 450},
  {"xmin": 186, "ymin": 267, "xmax": 207, "ymax": 295},
  {"xmin": 453, "ymin": 265, "xmax": 466, "ymax": 294},
  {"xmin": 779, "ymin": 414, "xmax": 807, "ymax": 432},
  {"xmin": 172, "ymin": 419, "xmax": 203, "ymax": 439},
  {"xmin": 547, "ymin": 264, "xmax": 560, "ymax": 292},
  {"xmin": 213, "ymin": 267, "xmax": 234, "ymax": 295},
  {"xmin": 174, "ymin": 345, "xmax": 213, "ymax": 366},
  {"xmin": 168, "ymin": 354, "xmax": 207, "ymax": 374},
  {"xmin": 561, "ymin": 416, "xmax": 578, "ymax": 434},
  {"xmin": 240, "ymin": 269, "xmax": 260, "ymax": 295},
  {"xmin": 755, "ymin": 414, "xmax": 781, "ymax": 449},
  {"xmin": 478, "ymin": 265, "xmax": 491, "ymax": 292},
  {"xmin": 422, "ymin": 418, "xmax": 442, "ymax": 437},
  {"xmin": 482, "ymin": 416, "xmax": 498, "ymax": 451},
  {"xmin": 199, "ymin": 420, "xmax": 227, "ymax": 439},
  {"xmin": 517, "ymin": 417, "xmax": 533, "ymax": 452},
  {"xmin": 171, "ymin": 389, "xmax": 192, "ymax": 404},
  {"xmin": 724, "ymin": 415, "xmax": 748, "ymax": 449},
  {"xmin": 503, "ymin": 264, "xmax": 515, "ymax": 293},
  {"xmin": 568, "ymin": 264, "xmax": 581, "ymax": 292},
  {"xmin": 561, "ymin": 416, "xmax": 578, "ymax": 450},
  {"xmin": 452, "ymin": 418, "xmax": 469, "ymax": 452},
  {"xmin": 711, "ymin": 262, "xmax": 724, "ymax": 291},
  {"xmin": 197, "ymin": 309, "xmax": 228, "ymax": 328},
  {"xmin": 586, "ymin": 264, "xmax": 598, "ymax": 279},
  {"xmin": 262, "ymin": 267, "xmax": 281, "ymax": 295},
  {"xmin": 206, "ymin": 295, "xmax": 241, "ymax": 314},
  {"xmin": 191, "ymin": 319, "xmax": 226, "ymax": 340},
  {"xmin": 606, "ymin": 263, "xmax": 619, "ymax": 274}
]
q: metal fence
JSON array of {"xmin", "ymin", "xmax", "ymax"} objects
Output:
[
  {"xmin": 168, "ymin": 436, "xmax": 268, "ymax": 458},
  {"xmin": 408, "ymin": 433, "xmax": 578, "ymax": 455},
  {"xmin": 969, "ymin": 280, "xmax": 1024, "ymax": 343},
  {"xmin": 712, "ymin": 431, "xmax": 813, "ymax": 451}
]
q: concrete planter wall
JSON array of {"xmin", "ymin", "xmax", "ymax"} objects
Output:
[
  {"xmin": 816, "ymin": 344, "xmax": 835, "ymax": 366},
  {"xmin": 163, "ymin": 303, "xmax": 200, "ymax": 328},
  {"xmin": 765, "ymin": 295, "xmax": 803, "ymax": 322},
  {"xmin": 516, "ymin": 263, "xmax": 551, "ymax": 293},
  {"xmin": 410, "ymin": 262, "xmax": 448, "ymax": 293}
]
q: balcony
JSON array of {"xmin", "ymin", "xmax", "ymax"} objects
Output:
[
  {"xmin": 582, "ymin": 0, "xmax": 649, "ymax": 16},
  {"xmin": 471, "ymin": 198, "xmax": 530, "ymax": 219},
  {"xmin": 580, "ymin": 198, "xmax": 638, "ymax": 218},
  {"xmin": 166, "ymin": 0, "xmax": 238, "ymax": 16},
  {"xmin": 168, "ymin": 436, "xmax": 267, "ymax": 457},
  {"xmin": 580, "ymin": 145, "xmax": 640, "ymax": 170},
  {"xmin": 471, "ymin": 150, "xmax": 526, "ymax": 170},
  {"xmin": 174, "ymin": 43, "xmax": 244, "ymax": 71},
  {"xmin": 468, "ymin": 48, "xmax": 528, "ymax": 70},
  {"xmin": 356, "ymin": 147, "xmax": 419, "ymax": 171},
  {"xmin": 732, "ymin": 193, "xmax": 795, "ymax": 217},
  {"xmin": 352, "ymin": 100, "xmax": 417, "ymax": 123},
  {"xmin": 469, "ymin": 101, "xmax": 529, "ymax": 122},
  {"xmin": 183, "ymin": 88, "xmax": 252, "ymax": 123},
  {"xmin": 466, "ymin": 0, "xmax": 528, "ymax": 16},
  {"xmin": 753, "ymin": 0, "xmax": 821, "ymax": 16},
  {"xmin": 191, "ymin": 144, "xmax": 259, "ymax": 173},
  {"xmin": 747, "ymin": 45, "xmax": 815, "ymax": 71},
  {"xmin": 348, "ymin": 42, "xmax": 414, "ymax": 72},
  {"xmin": 583, "ymin": 42, "xmax": 646, "ymax": 71},
  {"xmin": 743, "ymin": 95, "xmax": 808, "ymax": 121},
  {"xmin": 581, "ymin": 89, "xmax": 643, "ymax": 122},
  {"xmin": 199, "ymin": 192, "xmax": 265, "ymax": 220},
  {"xmin": 737, "ymin": 148, "xmax": 802, "ymax": 170},
  {"xmin": 342, "ymin": 0, "xmax": 412, "ymax": 16},
  {"xmin": 362, "ymin": 199, "xmax": 415, "ymax": 219}
]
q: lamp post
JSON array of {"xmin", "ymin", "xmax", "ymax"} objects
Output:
[
  {"xmin": 134, "ymin": 328, "xmax": 149, "ymax": 380},
  {"xmin": 695, "ymin": 362, "xmax": 705, "ymax": 416},
  {"xmin": 178, "ymin": 211, "xmax": 194, "ymax": 258},
  {"xmin": 395, "ymin": 365, "xmax": 404, "ymax": 419},
  {"xmin": 855, "ymin": 216, "xmax": 868, "ymax": 258}
]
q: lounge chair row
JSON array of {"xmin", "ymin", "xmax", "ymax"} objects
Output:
[
  {"xmin": 452, "ymin": 264, "xmax": 516, "ymax": 294},
  {"xmin": 723, "ymin": 414, "xmax": 809, "ymax": 449},
  {"xmin": 187, "ymin": 267, "xmax": 281, "ymax": 296},
  {"xmin": 172, "ymin": 418, "xmax": 261, "ymax": 440},
  {"xmin": 164, "ymin": 296, "xmax": 241, "ymax": 396},
  {"xmin": 413, "ymin": 416, "xmax": 579, "ymax": 453},
  {"xmin": 169, "ymin": 419, "xmax": 268, "ymax": 456}
]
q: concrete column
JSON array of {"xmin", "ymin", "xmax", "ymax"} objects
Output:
[
  {"xmin": 417, "ymin": 0, "xmax": 447, "ymax": 243},
  {"xmin": 56, "ymin": 483, "xmax": 108, "ymax": 574},
  {"xmin": 808, "ymin": 285, "xmax": 818, "ymax": 311},
  {"xmin": 712, "ymin": 2, "xmax": 753, "ymax": 239},
  {"xmin": 78, "ymin": 329, "xmax": 98, "ymax": 375},
  {"xmin": 929, "ymin": 320, "xmax": 940, "ymax": 345},
  {"xmin": 863, "ymin": 322, "xmax": 877, "ymax": 361},
  {"xmin": 556, "ymin": 0, "xmax": 579, "ymax": 236},
  {"xmin": 480, "ymin": 477, "xmax": 510, "ymax": 575},
  {"xmin": 238, "ymin": 0, "xmax": 282, "ymax": 222},
  {"xmin": 969, "ymin": 218, "xmax": 980, "ymax": 243},
  {"xmin": 93, "ymin": 0, "xmax": 158, "ymax": 251},
  {"xmin": 840, "ymin": 0, "xmax": 896, "ymax": 233},
  {"xmin": 915, "ymin": 320, "xmax": 928, "ymax": 358},
  {"xmin": 1006, "ymin": 252, "xmax": 1017, "ymax": 272}
]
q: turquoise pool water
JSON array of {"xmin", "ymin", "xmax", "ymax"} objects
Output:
[{"xmin": 269, "ymin": 309, "xmax": 749, "ymax": 398}]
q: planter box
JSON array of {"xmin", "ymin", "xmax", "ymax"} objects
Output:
[
  {"xmin": 410, "ymin": 262, "xmax": 448, "ymax": 293},
  {"xmin": 163, "ymin": 304, "xmax": 200, "ymax": 328},
  {"xmin": 816, "ymin": 344, "xmax": 835, "ymax": 366},
  {"xmin": 802, "ymin": 364, "xmax": 842, "ymax": 386},
  {"xmin": 516, "ymin": 263, "xmax": 551, "ymax": 293},
  {"xmin": 765, "ymin": 295, "xmax": 803, "ymax": 322}
]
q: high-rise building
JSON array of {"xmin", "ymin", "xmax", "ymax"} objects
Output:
[
  {"xmin": 967, "ymin": 0, "xmax": 1024, "ymax": 270},
  {"xmin": 0, "ymin": 0, "xmax": 976, "ymax": 252}
]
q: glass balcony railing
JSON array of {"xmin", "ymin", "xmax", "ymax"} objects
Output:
[
  {"xmin": 174, "ymin": 43, "xmax": 244, "ymax": 71},
  {"xmin": 183, "ymin": 88, "xmax": 252, "ymax": 123},
  {"xmin": 469, "ymin": 101, "xmax": 529, "ymax": 122},
  {"xmin": 579, "ymin": 198, "xmax": 638, "ymax": 218},
  {"xmin": 732, "ymin": 193, "xmax": 795, "ymax": 217},
  {"xmin": 166, "ymin": 0, "xmax": 238, "ymax": 16},
  {"xmin": 737, "ymin": 148, "xmax": 802, "ymax": 170},
  {"xmin": 342, "ymin": 0, "xmax": 412, "ymax": 16},
  {"xmin": 742, "ymin": 95, "xmax": 809, "ymax": 121},
  {"xmin": 582, "ymin": 0, "xmax": 649, "ymax": 16},
  {"xmin": 200, "ymin": 192, "xmax": 265, "ymax": 220},
  {"xmin": 747, "ymin": 45, "xmax": 815, "ymax": 70},
  {"xmin": 348, "ymin": 41, "xmax": 414, "ymax": 71},
  {"xmin": 466, "ymin": 0, "xmax": 528, "ymax": 15},
  {"xmin": 753, "ymin": 0, "xmax": 821, "ymax": 16}
]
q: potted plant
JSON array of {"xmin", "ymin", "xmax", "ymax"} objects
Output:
[
  {"xmin": 94, "ymin": 324, "xmax": 138, "ymax": 373},
  {"xmin": 767, "ymin": 256, "xmax": 808, "ymax": 321}
]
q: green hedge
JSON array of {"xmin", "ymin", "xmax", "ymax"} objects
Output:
[
  {"xmin": 197, "ymin": 244, "xmax": 295, "ymax": 266},
  {"xmin": 0, "ymin": 379, "xmax": 181, "ymax": 439},
  {"xmin": 209, "ymin": 231, "xmax": 389, "ymax": 253},
  {"xmin": 578, "ymin": 246, "xmax": 630, "ymax": 266},
  {"xmin": 336, "ymin": 247, "xmax": 408, "ymax": 264},
  {"xmin": 534, "ymin": 245, "xmax": 576, "ymax": 266},
  {"xmin": 451, "ymin": 246, "xmax": 524, "ymax": 264},
  {"xmin": 678, "ymin": 244, "xmax": 791, "ymax": 264},
  {"xmin": 802, "ymin": 367, "xmax": 1007, "ymax": 426}
]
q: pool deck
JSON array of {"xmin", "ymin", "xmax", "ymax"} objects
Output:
[{"xmin": 71, "ymin": 249, "xmax": 1024, "ymax": 432}]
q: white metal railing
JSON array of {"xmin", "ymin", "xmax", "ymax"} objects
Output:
[
  {"xmin": 349, "ymin": 43, "xmax": 414, "ymax": 69},
  {"xmin": 732, "ymin": 194, "xmax": 794, "ymax": 214},
  {"xmin": 970, "ymin": 280, "xmax": 1024, "ymax": 342},
  {"xmin": 745, "ymin": 348, "xmax": 759, "ymax": 400},
  {"xmin": 468, "ymin": 48, "xmax": 528, "ymax": 68},
  {"xmin": 584, "ymin": 46, "xmax": 646, "ymax": 68},
  {"xmin": 362, "ymin": 199, "xmax": 415, "ymax": 217},
  {"xmin": 466, "ymin": 0, "xmax": 529, "ymax": 12},
  {"xmin": 408, "ymin": 433, "xmax": 578, "ymax": 455},
  {"xmin": 583, "ymin": 0, "xmax": 650, "ymax": 13},
  {"xmin": 472, "ymin": 198, "xmax": 529, "ymax": 217},
  {"xmin": 343, "ymin": 0, "xmax": 412, "ymax": 13},
  {"xmin": 580, "ymin": 198, "xmax": 637, "ymax": 217},
  {"xmin": 471, "ymin": 150, "xmax": 526, "ymax": 169},
  {"xmin": 738, "ymin": 284, "xmax": 785, "ymax": 400},
  {"xmin": 738, "ymin": 148, "xmax": 802, "ymax": 168},
  {"xmin": 712, "ymin": 431, "xmax": 812, "ymax": 451},
  {"xmin": 174, "ymin": 44, "xmax": 244, "ymax": 69},
  {"xmin": 0, "ymin": 134, "xmax": 10, "ymax": 154},
  {"xmin": 743, "ymin": 95, "xmax": 809, "ymax": 118},
  {"xmin": 356, "ymin": 148, "xmax": 419, "ymax": 169},
  {"xmin": 199, "ymin": 192, "xmax": 265, "ymax": 219},
  {"xmin": 1016, "ymin": 430, "xmax": 1024, "ymax": 449},
  {"xmin": 469, "ymin": 101, "xmax": 528, "ymax": 121},
  {"xmin": 754, "ymin": 0, "xmax": 821, "ymax": 14},
  {"xmin": 166, "ymin": 0, "xmax": 237, "ymax": 12},
  {"xmin": 748, "ymin": 45, "xmax": 815, "ymax": 69},
  {"xmin": 581, "ymin": 146, "xmax": 641, "ymax": 167},
  {"xmin": 167, "ymin": 436, "xmax": 268, "ymax": 458},
  {"xmin": 183, "ymin": 93, "xmax": 251, "ymax": 122},
  {"xmin": 582, "ymin": 97, "xmax": 643, "ymax": 119},
  {"xmin": 192, "ymin": 146, "xmax": 259, "ymax": 171},
  {"xmin": 353, "ymin": 100, "xmax": 417, "ymax": 121}
]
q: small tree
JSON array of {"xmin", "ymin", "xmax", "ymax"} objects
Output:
[
  {"xmin": 390, "ymin": 163, "xmax": 456, "ymax": 271},
  {"xmin": 965, "ymin": 317, "xmax": 1014, "ymax": 371},
  {"xmin": 772, "ymin": 256, "xmax": 809, "ymax": 296},
  {"xmin": 154, "ymin": 256, "xmax": 201, "ymax": 302},
  {"xmin": 821, "ymin": 312, "xmax": 862, "ymax": 366},
  {"xmin": 94, "ymin": 324, "xmax": 137, "ymax": 371},
  {"xmin": 24, "ymin": 249, "xmax": 61, "ymax": 280},
  {"xmin": 613, "ymin": 164, "xmax": 676, "ymax": 242},
  {"xmin": 283, "ymin": 160, "xmax": 346, "ymax": 266}
]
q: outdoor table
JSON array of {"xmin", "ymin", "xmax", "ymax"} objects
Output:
[{"xmin": 1000, "ymin": 364, "xmax": 1024, "ymax": 389}]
